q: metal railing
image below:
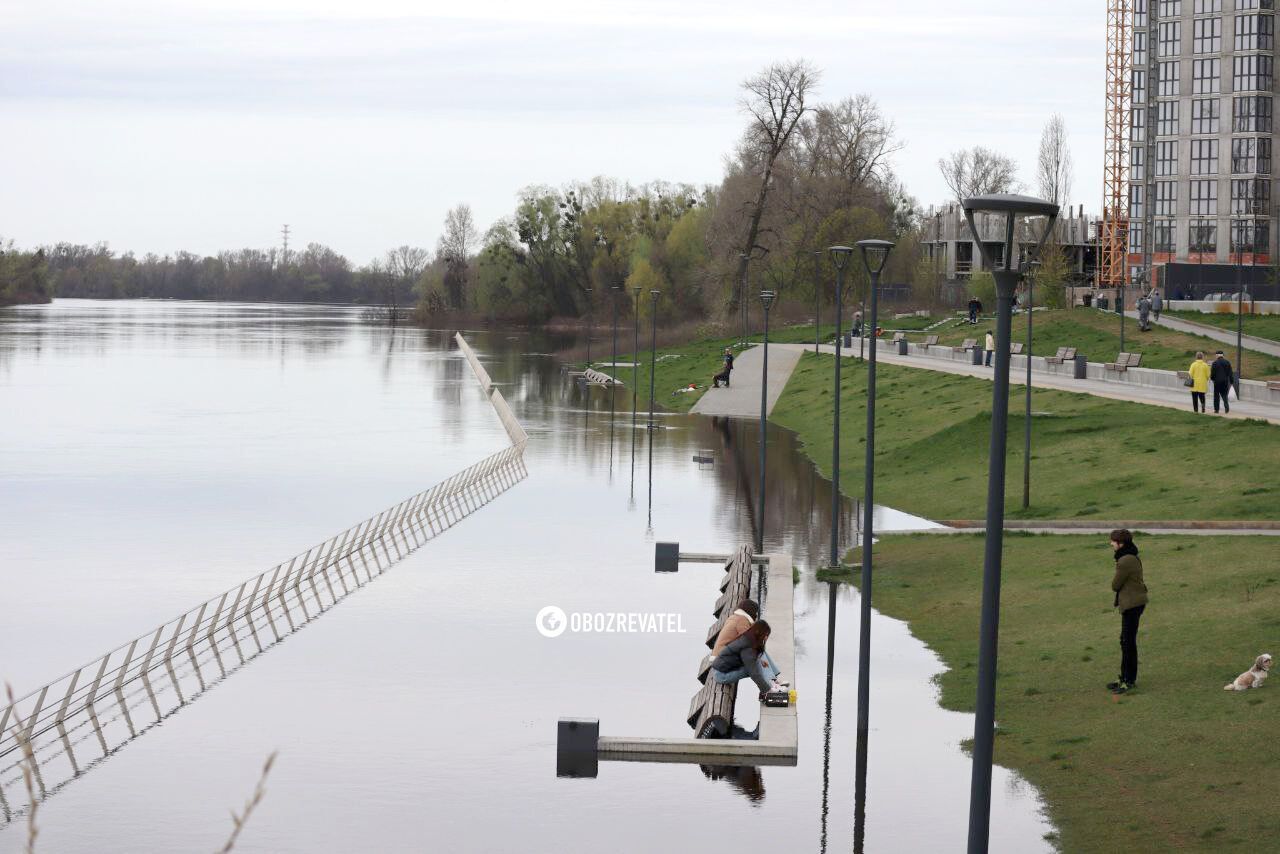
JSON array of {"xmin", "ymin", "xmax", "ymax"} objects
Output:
[{"xmin": 1, "ymin": 334, "xmax": 528, "ymax": 823}]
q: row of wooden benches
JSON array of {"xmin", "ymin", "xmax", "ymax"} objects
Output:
[{"xmin": 686, "ymin": 546, "xmax": 753, "ymax": 739}]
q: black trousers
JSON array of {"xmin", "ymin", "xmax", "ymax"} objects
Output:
[
  {"xmin": 1119, "ymin": 604, "xmax": 1145, "ymax": 685},
  {"xmin": 1213, "ymin": 381, "xmax": 1231, "ymax": 413},
  {"xmin": 1191, "ymin": 391, "xmax": 1206, "ymax": 412}
]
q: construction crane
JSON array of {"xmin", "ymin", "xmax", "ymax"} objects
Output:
[{"xmin": 1100, "ymin": 0, "xmax": 1132, "ymax": 290}]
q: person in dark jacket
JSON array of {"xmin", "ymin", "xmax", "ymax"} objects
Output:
[
  {"xmin": 712, "ymin": 348, "xmax": 735, "ymax": 388},
  {"xmin": 1210, "ymin": 350, "xmax": 1235, "ymax": 414},
  {"xmin": 967, "ymin": 298, "xmax": 982, "ymax": 324},
  {"xmin": 1108, "ymin": 529, "xmax": 1149, "ymax": 694},
  {"xmin": 711, "ymin": 620, "xmax": 784, "ymax": 697}
]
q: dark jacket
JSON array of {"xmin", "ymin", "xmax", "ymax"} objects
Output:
[
  {"xmin": 1111, "ymin": 546, "xmax": 1149, "ymax": 612},
  {"xmin": 711, "ymin": 633, "xmax": 771, "ymax": 693},
  {"xmin": 1210, "ymin": 356, "xmax": 1234, "ymax": 385}
]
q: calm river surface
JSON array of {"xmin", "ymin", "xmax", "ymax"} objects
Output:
[{"xmin": 0, "ymin": 300, "xmax": 1052, "ymax": 852}]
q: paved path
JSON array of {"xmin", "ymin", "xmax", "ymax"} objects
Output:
[
  {"xmin": 774, "ymin": 342, "xmax": 1280, "ymax": 426},
  {"xmin": 691, "ymin": 344, "xmax": 804, "ymax": 419},
  {"xmin": 1128, "ymin": 310, "xmax": 1280, "ymax": 358}
]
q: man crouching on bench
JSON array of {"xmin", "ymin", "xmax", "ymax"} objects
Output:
[{"xmin": 712, "ymin": 348, "xmax": 734, "ymax": 388}]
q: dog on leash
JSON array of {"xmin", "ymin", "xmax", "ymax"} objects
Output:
[{"xmin": 1224, "ymin": 653, "xmax": 1272, "ymax": 691}]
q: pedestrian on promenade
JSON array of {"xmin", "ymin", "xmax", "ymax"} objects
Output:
[
  {"xmin": 1107, "ymin": 528, "xmax": 1148, "ymax": 695},
  {"xmin": 712, "ymin": 348, "xmax": 734, "ymax": 388},
  {"xmin": 1137, "ymin": 293, "xmax": 1151, "ymax": 331},
  {"xmin": 1188, "ymin": 351, "xmax": 1210, "ymax": 412},
  {"xmin": 852, "ymin": 311, "xmax": 863, "ymax": 339},
  {"xmin": 967, "ymin": 297, "xmax": 982, "ymax": 324},
  {"xmin": 711, "ymin": 620, "xmax": 786, "ymax": 698},
  {"xmin": 1150, "ymin": 288, "xmax": 1163, "ymax": 321},
  {"xmin": 983, "ymin": 330, "xmax": 995, "ymax": 367},
  {"xmin": 1210, "ymin": 350, "xmax": 1235, "ymax": 414}
]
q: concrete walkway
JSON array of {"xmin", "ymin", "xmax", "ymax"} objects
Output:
[
  {"xmin": 691, "ymin": 344, "xmax": 804, "ymax": 419},
  {"xmin": 1129, "ymin": 310, "xmax": 1280, "ymax": 358},
  {"xmin": 774, "ymin": 342, "xmax": 1280, "ymax": 426}
]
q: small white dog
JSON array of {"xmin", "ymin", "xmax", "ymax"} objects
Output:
[{"xmin": 1224, "ymin": 653, "xmax": 1272, "ymax": 691}]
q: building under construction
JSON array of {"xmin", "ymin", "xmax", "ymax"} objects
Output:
[{"xmin": 1118, "ymin": 0, "xmax": 1279, "ymax": 299}]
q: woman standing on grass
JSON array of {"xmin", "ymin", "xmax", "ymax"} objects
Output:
[{"xmin": 1108, "ymin": 529, "xmax": 1149, "ymax": 695}]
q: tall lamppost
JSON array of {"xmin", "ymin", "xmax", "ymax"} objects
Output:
[
  {"xmin": 585, "ymin": 287, "xmax": 593, "ymax": 368},
  {"xmin": 1022, "ymin": 260, "xmax": 1040, "ymax": 511},
  {"xmin": 961, "ymin": 194, "xmax": 1058, "ymax": 854},
  {"xmin": 812, "ymin": 250, "xmax": 824, "ymax": 355},
  {"xmin": 852, "ymin": 238, "xmax": 893, "ymax": 838},
  {"xmin": 610, "ymin": 284, "xmax": 622, "ymax": 426},
  {"xmin": 648, "ymin": 290, "xmax": 660, "ymax": 429},
  {"xmin": 1235, "ymin": 252, "xmax": 1245, "ymax": 394},
  {"xmin": 827, "ymin": 246, "xmax": 854, "ymax": 570},
  {"xmin": 1118, "ymin": 266, "xmax": 1126, "ymax": 352},
  {"xmin": 755, "ymin": 290, "xmax": 777, "ymax": 553},
  {"xmin": 633, "ymin": 287, "xmax": 642, "ymax": 414},
  {"xmin": 738, "ymin": 252, "xmax": 749, "ymax": 346}
]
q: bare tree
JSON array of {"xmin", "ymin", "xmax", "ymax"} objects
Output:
[
  {"xmin": 1036, "ymin": 114, "xmax": 1074, "ymax": 207},
  {"xmin": 801, "ymin": 94, "xmax": 902, "ymax": 208},
  {"xmin": 382, "ymin": 245, "xmax": 429, "ymax": 324},
  {"xmin": 938, "ymin": 146, "xmax": 1019, "ymax": 205},
  {"xmin": 438, "ymin": 204, "xmax": 479, "ymax": 310},
  {"xmin": 733, "ymin": 60, "xmax": 820, "ymax": 306}
]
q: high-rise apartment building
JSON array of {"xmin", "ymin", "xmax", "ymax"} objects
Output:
[{"xmin": 1129, "ymin": 0, "xmax": 1276, "ymax": 290}]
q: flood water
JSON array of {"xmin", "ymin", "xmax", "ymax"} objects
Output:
[{"xmin": 0, "ymin": 300, "xmax": 1052, "ymax": 852}]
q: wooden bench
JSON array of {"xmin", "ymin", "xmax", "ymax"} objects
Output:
[
  {"xmin": 1266, "ymin": 380, "xmax": 1280, "ymax": 391},
  {"xmin": 1010, "ymin": 342, "xmax": 1024, "ymax": 355},
  {"xmin": 890, "ymin": 332, "xmax": 906, "ymax": 344},
  {"xmin": 687, "ymin": 546, "xmax": 753, "ymax": 739},
  {"xmin": 1104, "ymin": 352, "xmax": 1143, "ymax": 372},
  {"xmin": 952, "ymin": 337, "xmax": 976, "ymax": 354},
  {"xmin": 1046, "ymin": 347, "xmax": 1077, "ymax": 365},
  {"xmin": 920, "ymin": 334, "xmax": 939, "ymax": 349},
  {"xmin": 583, "ymin": 368, "xmax": 622, "ymax": 386}
]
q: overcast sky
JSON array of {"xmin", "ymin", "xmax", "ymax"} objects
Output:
[{"xmin": 1, "ymin": 0, "xmax": 1102, "ymax": 263}]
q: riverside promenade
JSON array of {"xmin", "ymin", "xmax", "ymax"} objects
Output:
[
  {"xmin": 691, "ymin": 344, "xmax": 803, "ymax": 419},
  {"xmin": 1128, "ymin": 310, "xmax": 1280, "ymax": 359}
]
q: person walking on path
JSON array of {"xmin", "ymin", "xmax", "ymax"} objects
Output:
[
  {"xmin": 1108, "ymin": 528, "xmax": 1149, "ymax": 695},
  {"xmin": 967, "ymin": 297, "xmax": 982, "ymax": 324},
  {"xmin": 983, "ymin": 330, "xmax": 995, "ymax": 367},
  {"xmin": 1188, "ymin": 351, "xmax": 1211, "ymax": 413},
  {"xmin": 1210, "ymin": 350, "xmax": 1235, "ymax": 414},
  {"xmin": 1137, "ymin": 293, "xmax": 1151, "ymax": 331},
  {"xmin": 1150, "ymin": 288, "xmax": 1163, "ymax": 321}
]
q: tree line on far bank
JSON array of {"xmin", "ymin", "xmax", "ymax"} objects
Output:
[{"xmin": 2, "ymin": 61, "xmax": 1079, "ymax": 319}]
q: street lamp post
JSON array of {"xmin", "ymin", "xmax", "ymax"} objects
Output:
[
  {"xmin": 610, "ymin": 284, "xmax": 622, "ymax": 424},
  {"xmin": 961, "ymin": 194, "xmax": 1059, "ymax": 854},
  {"xmin": 633, "ymin": 287, "xmax": 642, "ymax": 414},
  {"xmin": 813, "ymin": 250, "xmax": 824, "ymax": 355},
  {"xmin": 1236, "ymin": 254, "xmax": 1245, "ymax": 393},
  {"xmin": 852, "ymin": 238, "xmax": 894, "ymax": 840},
  {"xmin": 585, "ymin": 287, "xmax": 593, "ymax": 368},
  {"xmin": 756, "ymin": 290, "xmax": 776, "ymax": 554},
  {"xmin": 648, "ymin": 290, "xmax": 660, "ymax": 429},
  {"xmin": 827, "ymin": 246, "xmax": 854, "ymax": 570},
  {"xmin": 1118, "ymin": 270, "xmax": 1126, "ymax": 352},
  {"xmin": 738, "ymin": 252, "xmax": 749, "ymax": 347},
  {"xmin": 1022, "ymin": 260, "xmax": 1040, "ymax": 511}
]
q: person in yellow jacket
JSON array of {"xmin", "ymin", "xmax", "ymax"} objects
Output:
[{"xmin": 1187, "ymin": 351, "xmax": 1211, "ymax": 413}]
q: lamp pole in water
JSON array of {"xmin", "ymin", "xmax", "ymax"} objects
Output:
[
  {"xmin": 961, "ymin": 194, "xmax": 1058, "ymax": 854},
  {"xmin": 633, "ymin": 287, "xmax": 642, "ymax": 413},
  {"xmin": 755, "ymin": 290, "xmax": 776, "ymax": 554},
  {"xmin": 827, "ymin": 246, "xmax": 854, "ymax": 570},
  {"xmin": 648, "ymin": 290, "xmax": 660, "ymax": 429},
  {"xmin": 584, "ymin": 287, "xmax": 593, "ymax": 368}
]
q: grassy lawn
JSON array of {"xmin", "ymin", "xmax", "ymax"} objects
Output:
[
  {"xmin": 863, "ymin": 532, "xmax": 1280, "ymax": 852},
  {"xmin": 907, "ymin": 309, "xmax": 1280, "ymax": 381},
  {"xmin": 769, "ymin": 352, "xmax": 1280, "ymax": 521},
  {"xmin": 1166, "ymin": 310, "xmax": 1280, "ymax": 345}
]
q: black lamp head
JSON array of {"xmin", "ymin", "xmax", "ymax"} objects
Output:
[
  {"xmin": 961, "ymin": 194, "xmax": 1059, "ymax": 274},
  {"xmin": 759, "ymin": 290, "xmax": 777, "ymax": 311},
  {"xmin": 856, "ymin": 238, "xmax": 895, "ymax": 276},
  {"xmin": 828, "ymin": 245, "xmax": 855, "ymax": 272}
]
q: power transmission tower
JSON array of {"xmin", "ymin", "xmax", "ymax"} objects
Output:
[
  {"xmin": 281, "ymin": 224, "xmax": 291, "ymax": 266},
  {"xmin": 1099, "ymin": 0, "xmax": 1132, "ymax": 293}
]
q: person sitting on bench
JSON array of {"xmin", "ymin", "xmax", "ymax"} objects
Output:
[
  {"xmin": 711, "ymin": 598, "xmax": 787, "ymax": 686},
  {"xmin": 712, "ymin": 348, "xmax": 735, "ymax": 388},
  {"xmin": 710, "ymin": 619, "xmax": 786, "ymax": 698}
]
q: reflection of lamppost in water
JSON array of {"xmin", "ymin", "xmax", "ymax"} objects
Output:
[
  {"xmin": 755, "ymin": 290, "xmax": 776, "ymax": 554},
  {"xmin": 584, "ymin": 287, "xmax": 593, "ymax": 368},
  {"xmin": 632, "ymin": 287, "xmax": 641, "ymax": 415},
  {"xmin": 961, "ymin": 193, "xmax": 1058, "ymax": 854},
  {"xmin": 826, "ymin": 245, "xmax": 854, "ymax": 571}
]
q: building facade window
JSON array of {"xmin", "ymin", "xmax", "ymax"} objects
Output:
[
  {"xmin": 1158, "ymin": 61, "xmax": 1180, "ymax": 97},
  {"xmin": 1231, "ymin": 137, "xmax": 1272, "ymax": 173},
  {"xmin": 1130, "ymin": 184, "xmax": 1145, "ymax": 219},
  {"xmin": 1193, "ymin": 17, "xmax": 1221, "ymax": 53},
  {"xmin": 1157, "ymin": 140, "xmax": 1179, "ymax": 176},
  {"xmin": 1231, "ymin": 178, "xmax": 1271, "ymax": 214},
  {"xmin": 1193, "ymin": 0, "xmax": 1221, "ymax": 12},
  {"xmin": 1192, "ymin": 98, "xmax": 1221, "ymax": 133},
  {"xmin": 1155, "ymin": 181, "xmax": 1178, "ymax": 216},
  {"xmin": 1159, "ymin": 20, "xmax": 1182, "ymax": 56},
  {"xmin": 1129, "ymin": 221, "xmax": 1145, "ymax": 253},
  {"xmin": 1132, "ymin": 105, "xmax": 1147, "ymax": 142},
  {"xmin": 1233, "ymin": 95, "xmax": 1273, "ymax": 132},
  {"xmin": 1133, "ymin": 68, "xmax": 1148, "ymax": 105},
  {"xmin": 1234, "ymin": 13, "xmax": 1275, "ymax": 51},
  {"xmin": 1157, "ymin": 100, "xmax": 1179, "ymax": 135},
  {"xmin": 1131, "ymin": 145, "xmax": 1146, "ymax": 182},
  {"xmin": 1190, "ymin": 179, "xmax": 1218, "ymax": 215},
  {"xmin": 1232, "ymin": 54, "xmax": 1273, "ymax": 92},
  {"xmin": 1158, "ymin": 0, "xmax": 1181, "ymax": 15},
  {"xmin": 1190, "ymin": 220, "xmax": 1218, "ymax": 252},
  {"xmin": 1230, "ymin": 219, "xmax": 1270, "ymax": 253},
  {"xmin": 1134, "ymin": 30, "xmax": 1148, "ymax": 66},
  {"xmin": 1235, "ymin": 0, "xmax": 1273, "ymax": 10},
  {"xmin": 1154, "ymin": 222, "xmax": 1177, "ymax": 253},
  {"xmin": 1134, "ymin": 6, "xmax": 1147, "ymax": 27},
  {"xmin": 1189, "ymin": 138, "xmax": 1217, "ymax": 174},
  {"xmin": 1193, "ymin": 58, "xmax": 1220, "ymax": 94}
]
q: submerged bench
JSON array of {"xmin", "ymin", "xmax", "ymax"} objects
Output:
[
  {"xmin": 1105, "ymin": 352, "xmax": 1143, "ymax": 372},
  {"xmin": 583, "ymin": 368, "xmax": 622, "ymax": 386},
  {"xmin": 686, "ymin": 545, "xmax": 753, "ymax": 739}
]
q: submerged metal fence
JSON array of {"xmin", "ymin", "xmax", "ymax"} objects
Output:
[{"xmin": 1, "ymin": 333, "xmax": 528, "ymax": 823}]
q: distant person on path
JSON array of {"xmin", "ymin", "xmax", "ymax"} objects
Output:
[
  {"xmin": 1137, "ymin": 293, "xmax": 1151, "ymax": 331},
  {"xmin": 1107, "ymin": 529, "xmax": 1149, "ymax": 695},
  {"xmin": 967, "ymin": 298, "xmax": 982, "ymax": 324},
  {"xmin": 852, "ymin": 311, "xmax": 863, "ymax": 339},
  {"xmin": 1188, "ymin": 351, "xmax": 1210, "ymax": 412},
  {"xmin": 710, "ymin": 598, "xmax": 786, "ymax": 687},
  {"xmin": 984, "ymin": 330, "xmax": 995, "ymax": 366},
  {"xmin": 1150, "ymin": 288, "xmax": 1163, "ymax": 321},
  {"xmin": 711, "ymin": 620, "xmax": 786, "ymax": 698},
  {"xmin": 1210, "ymin": 350, "xmax": 1235, "ymax": 414},
  {"xmin": 712, "ymin": 348, "xmax": 735, "ymax": 388}
]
